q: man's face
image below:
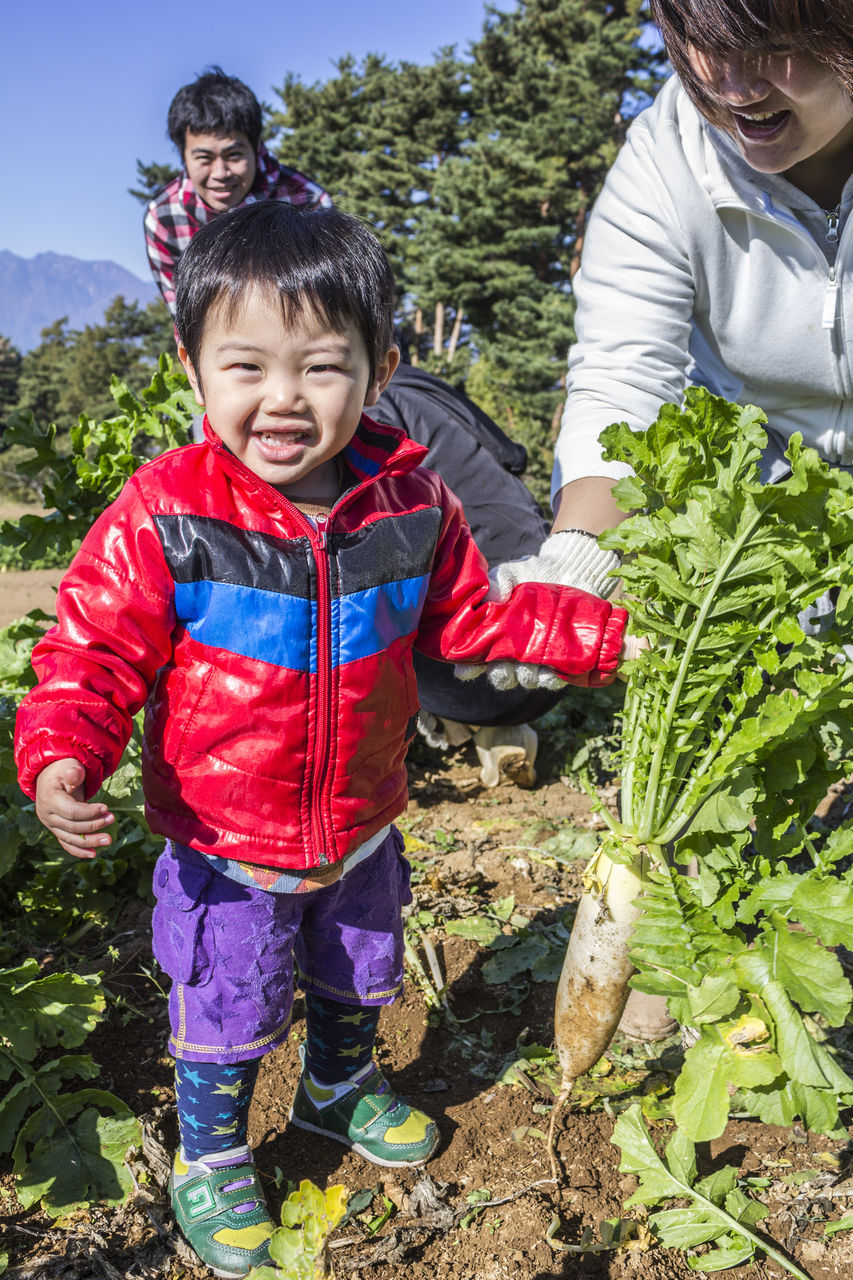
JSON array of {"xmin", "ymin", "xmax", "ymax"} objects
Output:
[{"xmin": 183, "ymin": 130, "xmax": 257, "ymax": 212}]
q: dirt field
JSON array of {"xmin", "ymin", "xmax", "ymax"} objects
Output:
[
  {"xmin": 0, "ymin": 567, "xmax": 64, "ymax": 626},
  {"xmin": 0, "ymin": 500, "xmax": 63, "ymax": 626},
  {"xmin": 2, "ymin": 530, "xmax": 853, "ymax": 1280}
]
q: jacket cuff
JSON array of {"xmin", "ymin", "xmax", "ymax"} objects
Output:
[
  {"xmin": 16, "ymin": 737, "xmax": 106, "ymax": 802},
  {"xmin": 592, "ymin": 605, "xmax": 629, "ymax": 684}
]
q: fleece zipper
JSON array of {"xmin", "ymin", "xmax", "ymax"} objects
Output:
[{"xmin": 712, "ymin": 192, "xmax": 853, "ymax": 403}]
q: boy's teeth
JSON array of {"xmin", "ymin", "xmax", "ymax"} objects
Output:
[{"xmin": 741, "ymin": 111, "xmax": 778, "ymax": 121}]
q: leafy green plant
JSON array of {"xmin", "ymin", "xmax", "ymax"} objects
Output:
[
  {"xmin": 613, "ymin": 1105, "xmax": 811, "ymax": 1277},
  {"xmin": 0, "ymin": 361, "xmax": 193, "ymax": 944},
  {"xmin": 533, "ymin": 682, "xmax": 624, "ymax": 784},
  {"xmin": 628, "ymin": 830, "xmax": 853, "ymax": 1142},
  {"xmin": 549, "ymin": 391, "xmax": 853, "ymax": 1274},
  {"xmin": 445, "ymin": 892, "xmax": 573, "ymax": 990},
  {"xmin": 0, "ymin": 617, "xmax": 157, "ymax": 951},
  {"xmin": 0, "ymin": 958, "xmax": 141, "ymax": 1215},
  {"xmin": 0, "ymin": 362, "xmax": 192, "ymax": 1221},
  {"xmin": 553, "ymin": 390, "xmax": 853, "ymax": 1116},
  {"xmin": 247, "ymin": 1180, "xmax": 349, "ymax": 1279},
  {"xmin": 0, "ymin": 355, "xmax": 193, "ymax": 569},
  {"xmin": 459, "ymin": 1186, "xmax": 492, "ymax": 1229}
]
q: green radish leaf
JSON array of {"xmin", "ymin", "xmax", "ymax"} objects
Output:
[
  {"xmin": 482, "ymin": 937, "xmax": 549, "ymax": 985},
  {"xmin": 764, "ymin": 917, "xmax": 852, "ymax": 1025},
  {"xmin": 0, "ymin": 1055, "xmax": 99, "ymax": 1154},
  {"xmin": 790, "ymin": 877, "xmax": 853, "ymax": 946},
  {"xmin": 680, "ymin": 1236, "xmax": 755, "ymax": 1271},
  {"xmin": 671, "ymin": 1037, "xmax": 733, "ymax": 1142},
  {"xmin": 0, "ymin": 961, "xmax": 104, "ymax": 1060},
  {"xmin": 612, "ymin": 1108, "xmax": 685, "ymax": 1206},
  {"xmin": 693, "ymin": 1167, "xmax": 738, "ymax": 1205},
  {"xmin": 685, "ymin": 975, "xmax": 741, "ymax": 1024},
  {"xmin": 13, "ymin": 1096, "xmax": 140, "ymax": 1215},
  {"xmin": 444, "ymin": 917, "xmax": 503, "ymax": 945},
  {"xmin": 825, "ymin": 1217, "xmax": 853, "ymax": 1238},
  {"xmin": 664, "ymin": 1126, "xmax": 697, "ymax": 1187},
  {"xmin": 648, "ymin": 1207, "xmax": 728, "ymax": 1249}
]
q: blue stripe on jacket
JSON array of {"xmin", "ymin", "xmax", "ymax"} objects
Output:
[{"xmin": 175, "ymin": 575, "xmax": 431, "ymax": 670}]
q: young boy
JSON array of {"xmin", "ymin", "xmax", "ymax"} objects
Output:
[{"xmin": 16, "ymin": 201, "xmax": 629, "ymax": 1278}]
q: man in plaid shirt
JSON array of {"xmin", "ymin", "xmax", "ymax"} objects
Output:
[{"xmin": 145, "ymin": 67, "xmax": 330, "ymax": 313}]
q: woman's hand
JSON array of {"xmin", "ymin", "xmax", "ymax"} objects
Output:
[
  {"xmin": 618, "ymin": 632, "xmax": 650, "ymax": 680},
  {"xmin": 34, "ymin": 759, "xmax": 115, "ymax": 859}
]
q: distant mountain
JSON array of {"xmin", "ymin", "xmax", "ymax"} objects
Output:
[{"xmin": 0, "ymin": 250, "xmax": 160, "ymax": 353}]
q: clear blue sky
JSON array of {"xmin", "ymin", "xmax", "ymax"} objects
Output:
[{"xmin": 1, "ymin": 0, "xmax": 490, "ymax": 282}]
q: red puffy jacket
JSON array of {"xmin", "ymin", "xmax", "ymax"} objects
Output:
[{"xmin": 16, "ymin": 416, "xmax": 627, "ymax": 870}]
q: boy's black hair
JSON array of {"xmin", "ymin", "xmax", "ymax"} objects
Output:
[
  {"xmin": 168, "ymin": 66, "xmax": 263, "ymax": 155},
  {"xmin": 174, "ymin": 201, "xmax": 397, "ymax": 383}
]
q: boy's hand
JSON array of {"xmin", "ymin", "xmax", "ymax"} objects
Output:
[
  {"xmin": 34, "ymin": 759, "xmax": 115, "ymax": 859},
  {"xmin": 455, "ymin": 531, "xmax": 622, "ymax": 689}
]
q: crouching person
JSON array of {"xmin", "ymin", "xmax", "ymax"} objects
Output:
[{"xmin": 15, "ymin": 201, "xmax": 629, "ymax": 1277}]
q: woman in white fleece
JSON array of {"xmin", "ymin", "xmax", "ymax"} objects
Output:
[
  {"xmin": 497, "ymin": 0, "xmax": 853, "ymax": 1039},
  {"xmin": 552, "ymin": 0, "xmax": 853, "ymax": 536}
]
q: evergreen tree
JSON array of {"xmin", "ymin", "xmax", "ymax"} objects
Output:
[
  {"xmin": 128, "ymin": 159, "xmax": 181, "ymax": 204},
  {"xmin": 0, "ymin": 336, "xmax": 22, "ymax": 429},
  {"xmin": 268, "ymin": 50, "xmax": 470, "ymax": 295},
  {"xmin": 14, "ymin": 318, "xmax": 70, "ymax": 428},
  {"xmin": 415, "ymin": 0, "xmax": 659, "ymax": 445}
]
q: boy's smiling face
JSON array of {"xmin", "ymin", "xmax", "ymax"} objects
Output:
[{"xmin": 180, "ymin": 287, "xmax": 398, "ymax": 501}]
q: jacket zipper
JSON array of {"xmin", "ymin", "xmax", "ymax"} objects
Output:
[
  {"xmin": 737, "ymin": 195, "xmax": 851, "ymax": 398},
  {"xmin": 208, "ymin": 432, "xmax": 424, "ymax": 861},
  {"xmin": 823, "ymin": 266, "xmax": 839, "ymax": 330},
  {"xmin": 310, "ymin": 512, "xmax": 332, "ymax": 861},
  {"xmin": 304, "ymin": 465, "xmax": 416, "ymax": 860}
]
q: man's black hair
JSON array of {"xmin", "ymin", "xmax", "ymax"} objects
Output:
[
  {"xmin": 168, "ymin": 66, "xmax": 263, "ymax": 155},
  {"xmin": 174, "ymin": 201, "xmax": 396, "ymax": 384}
]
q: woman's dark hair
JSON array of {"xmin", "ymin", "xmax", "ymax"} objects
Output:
[
  {"xmin": 174, "ymin": 202, "xmax": 396, "ymax": 383},
  {"xmin": 167, "ymin": 66, "xmax": 263, "ymax": 155},
  {"xmin": 651, "ymin": 0, "xmax": 853, "ymax": 126}
]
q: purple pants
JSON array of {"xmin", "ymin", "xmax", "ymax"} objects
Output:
[{"xmin": 151, "ymin": 829, "xmax": 411, "ymax": 1063}]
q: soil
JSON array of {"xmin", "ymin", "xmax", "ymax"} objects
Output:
[{"xmin": 2, "ymin": 529, "xmax": 853, "ymax": 1280}]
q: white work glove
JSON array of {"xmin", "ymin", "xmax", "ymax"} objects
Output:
[{"xmin": 454, "ymin": 530, "xmax": 622, "ymax": 691}]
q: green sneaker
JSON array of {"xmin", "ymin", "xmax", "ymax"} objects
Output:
[
  {"xmin": 169, "ymin": 1152, "xmax": 274, "ymax": 1278},
  {"xmin": 289, "ymin": 1060, "xmax": 439, "ymax": 1168}
]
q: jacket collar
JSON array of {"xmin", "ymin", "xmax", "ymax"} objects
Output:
[
  {"xmin": 201, "ymin": 411, "xmax": 428, "ymax": 492},
  {"xmin": 669, "ymin": 77, "xmax": 829, "ymax": 220},
  {"xmin": 343, "ymin": 412, "xmax": 427, "ymax": 480}
]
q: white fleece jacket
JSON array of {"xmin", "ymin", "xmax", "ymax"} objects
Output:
[{"xmin": 553, "ymin": 74, "xmax": 853, "ymax": 504}]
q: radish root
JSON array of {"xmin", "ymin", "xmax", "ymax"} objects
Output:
[{"xmin": 548, "ymin": 842, "xmax": 657, "ymax": 1179}]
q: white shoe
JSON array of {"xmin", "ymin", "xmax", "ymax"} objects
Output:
[
  {"xmin": 416, "ymin": 713, "xmax": 474, "ymax": 751},
  {"xmin": 617, "ymin": 988, "xmax": 677, "ymax": 1042},
  {"xmin": 473, "ymin": 724, "xmax": 538, "ymax": 789}
]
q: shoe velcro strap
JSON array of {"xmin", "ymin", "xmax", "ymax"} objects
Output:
[
  {"xmin": 345, "ymin": 1072, "xmax": 400, "ymax": 1130},
  {"xmin": 173, "ymin": 1167, "xmax": 264, "ymax": 1223}
]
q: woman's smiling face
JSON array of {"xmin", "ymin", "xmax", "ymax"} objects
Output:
[{"xmin": 687, "ymin": 45, "xmax": 853, "ymax": 196}]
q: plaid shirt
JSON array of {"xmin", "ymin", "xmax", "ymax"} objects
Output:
[{"xmin": 144, "ymin": 142, "xmax": 331, "ymax": 313}]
